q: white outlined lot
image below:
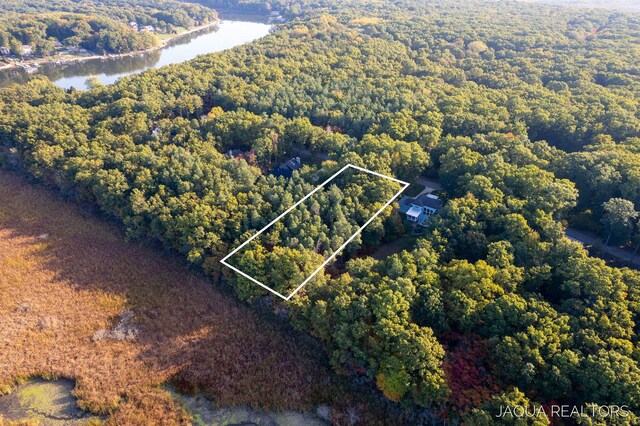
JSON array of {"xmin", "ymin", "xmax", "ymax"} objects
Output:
[{"xmin": 220, "ymin": 164, "xmax": 410, "ymax": 301}]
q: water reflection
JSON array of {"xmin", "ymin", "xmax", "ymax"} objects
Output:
[{"xmin": 0, "ymin": 17, "xmax": 272, "ymax": 90}]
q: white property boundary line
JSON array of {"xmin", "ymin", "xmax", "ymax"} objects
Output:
[{"xmin": 220, "ymin": 164, "xmax": 410, "ymax": 301}]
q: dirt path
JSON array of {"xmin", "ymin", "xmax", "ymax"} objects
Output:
[{"xmin": 0, "ymin": 170, "xmax": 399, "ymax": 425}]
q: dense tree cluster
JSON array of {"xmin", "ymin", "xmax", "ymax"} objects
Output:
[
  {"xmin": 229, "ymin": 168, "xmax": 406, "ymax": 296},
  {"xmin": 0, "ymin": 0, "xmax": 217, "ymax": 56},
  {"xmin": 553, "ymin": 137, "xmax": 640, "ymax": 247},
  {"xmin": 1, "ymin": 0, "xmax": 640, "ymax": 422}
]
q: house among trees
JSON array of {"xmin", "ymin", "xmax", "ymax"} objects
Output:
[
  {"xmin": 399, "ymin": 193, "xmax": 443, "ymax": 225},
  {"xmin": 0, "ymin": 46, "xmax": 10, "ymax": 56},
  {"xmin": 226, "ymin": 149, "xmax": 257, "ymax": 165},
  {"xmin": 226, "ymin": 149, "xmax": 243, "ymax": 158},
  {"xmin": 272, "ymin": 157, "xmax": 302, "ymax": 178},
  {"xmin": 268, "ymin": 11, "xmax": 285, "ymax": 23}
]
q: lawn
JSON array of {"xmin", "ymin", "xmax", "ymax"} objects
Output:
[{"xmin": 0, "ymin": 170, "xmax": 400, "ymax": 425}]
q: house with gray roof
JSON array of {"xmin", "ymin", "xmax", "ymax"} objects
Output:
[
  {"xmin": 399, "ymin": 193, "xmax": 443, "ymax": 225},
  {"xmin": 272, "ymin": 157, "xmax": 302, "ymax": 178}
]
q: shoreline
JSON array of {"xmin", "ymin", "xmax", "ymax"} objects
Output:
[{"xmin": 0, "ymin": 19, "xmax": 220, "ymax": 73}]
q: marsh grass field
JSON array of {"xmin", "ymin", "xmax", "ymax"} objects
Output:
[{"xmin": 0, "ymin": 170, "xmax": 398, "ymax": 425}]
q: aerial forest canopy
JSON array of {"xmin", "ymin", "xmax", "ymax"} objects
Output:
[
  {"xmin": 1, "ymin": 0, "xmax": 640, "ymax": 422},
  {"xmin": 0, "ymin": 0, "xmax": 217, "ymax": 56}
]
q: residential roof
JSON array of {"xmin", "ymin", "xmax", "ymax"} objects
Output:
[
  {"xmin": 273, "ymin": 157, "xmax": 301, "ymax": 178},
  {"xmin": 407, "ymin": 205, "xmax": 422, "ymax": 218},
  {"xmin": 411, "ymin": 193, "xmax": 443, "ymax": 210},
  {"xmin": 398, "ymin": 196, "xmax": 412, "ymax": 207}
]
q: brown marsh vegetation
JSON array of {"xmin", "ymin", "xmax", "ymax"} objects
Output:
[{"xmin": 0, "ymin": 171, "xmax": 398, "ymax": 425}]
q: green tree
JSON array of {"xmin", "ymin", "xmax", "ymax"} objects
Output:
[{"xmin": 601, "ymin": 198, "xmax": 637, "ymax": 245}]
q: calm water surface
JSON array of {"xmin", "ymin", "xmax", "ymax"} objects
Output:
[{"xmin": 0, "ymin": 18, "xmax": 271, "ymax": 89}]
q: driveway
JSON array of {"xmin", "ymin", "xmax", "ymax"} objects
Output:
[
  {"xmin": 416, "ymin": 176, "xmax": 442, "ymax": 192},
  {"xmin": 565, "ymin": 227, "xmax": 640, "ymax": 268},
  {"xmin": 294, "ymin": 147, "xmax": 329, "ymax": 161}
]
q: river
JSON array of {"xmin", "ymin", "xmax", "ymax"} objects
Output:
[{"xmin": 0, "ymin": 15, "xmax": 272, "ymax": 90}]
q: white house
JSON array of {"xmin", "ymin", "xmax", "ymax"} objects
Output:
[{"xmin": 400, "ymin": 193, "xmax": 443, "ymax": 225}]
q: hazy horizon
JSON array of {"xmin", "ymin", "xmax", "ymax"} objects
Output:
[{"xmin": 520, "ymin": 0, "xmax": 640, "ymax": 13}]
